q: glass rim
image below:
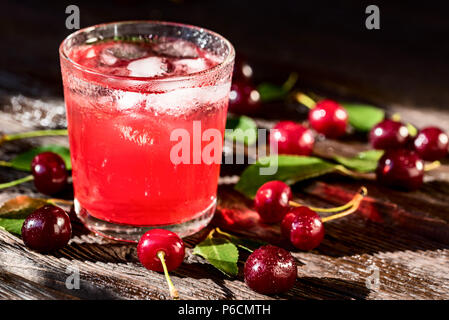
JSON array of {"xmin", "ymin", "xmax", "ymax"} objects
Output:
[{"xmin": 59, "ymin": 20, "xmax": 235, "ymax": 83}]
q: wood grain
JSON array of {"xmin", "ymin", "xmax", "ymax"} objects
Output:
[{"xmin": 1, "ymin": 95, "xmax": 449, "ymax": 300}]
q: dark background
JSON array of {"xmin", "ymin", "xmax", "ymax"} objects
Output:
[{"xmin": 1, "ymin": 0, "xmax": 448, "ymax": 109}]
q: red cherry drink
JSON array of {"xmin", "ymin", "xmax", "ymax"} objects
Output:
[{"xmin": 60, "ymin": 22, "xmax": 234, "ymax": 241}]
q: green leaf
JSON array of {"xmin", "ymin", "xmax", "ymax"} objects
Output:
[
  {"xmin": 225, "ymin": 116, "xmax": 258, "ymax": 145},
  {"xmin": 334, "ymin": 150, "xmax": 384, "ymax": 173},
  {"xmin": 257, "ymin": 72, "xmax": 298, "ymax": 102},
  {"xmin": 193, "ymin": 237, "xmax": 239, "ymax": 276},
  {"xmin": 258, "ymin": 83, "xmax": 289, "ymax": 102},
  {"xmin": 234, "ymin": 155, "xmax": 337, "ymax": 198},
  {"xmin": 342, "ymin": 103, "xmax": 385, "ymax": 132},
  {"xmin": 0, "ymin": 218, "xmax": 24, "ymax": 235},
  {"xmin": 357, "ymin": 150, "xmax": 384, "ymax": 161},
  {"xmin": 9, "ymin": 145, "xmax": 71, "ymax": 171},
  {"xmin": 0, "ymin": 195, "xmax": 49, "ymax": 235}
]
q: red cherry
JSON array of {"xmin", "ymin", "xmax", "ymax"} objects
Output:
[
  {"xmin": 376, "ymin": 149, "xmax": 424, "ymax": 190},
  {"xmin": 308, "ymin": 99, "xmax": 348, "ymax": 138},
  {"xmin": 281, "ymin": 210, "xmax": 299, "ymax": 239},
  {"xmin": 137, "ymin": 229, "xmax": 185, "ymax": 272},
  {"xmin": 232, "ymin": 56, "xmax": 253, "ymax": 82},
  {"xmin": 21, "ymin": 204, "xmax": 72, "ymax": 252},
  {"xmin": 281, "ymin": 207, "xmax": 324, "ymax": 251},
  {"xmin": 244, "ymin": 245, "xmax": 297, "ymax": 294},
  {"xmin": 228, "ymin": 81, "xmax": 261, "ymax": 114},
  {"xmin": 270, "ymin": 121, "xmax": 315, "ymax": 156},
  {"xmin": 254, "ymin": 181, "xmax": 292, "ymax": 223},
  {"xmin": 414, "ymin": 127, "xmax": 449, "ymax": 161},
  {"xmin": 31, "ymin": 152, "xmax": 68, "ymax": 195},
  {"xmin": 369, "ymin": 119, "xmax": 409, "ymax": 150}
]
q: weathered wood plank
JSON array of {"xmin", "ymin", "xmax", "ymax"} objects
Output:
[
  {"xmin": 0, "ymin": 269, "xmax": 78, "ymax": 300},
  {"xmin": 1, "ymin": 97, "xmax": 449, "ymax": 300}
]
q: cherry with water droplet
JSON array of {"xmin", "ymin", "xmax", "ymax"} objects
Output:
[
  {"xmin": 281, "ymin": 187, "xmax": 367, "ymax": 250},
  {"xmin": 244, "ymin": 245, "xmax": 297, "ymax": 295},
  {"xmin": 21, "ymin": 204, "xmax": 72, "ymax": 252},
  {"xmin": 281, "ymin": 207, "xmax": 324, "ymax": 251}
]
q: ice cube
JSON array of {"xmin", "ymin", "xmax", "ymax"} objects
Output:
[
  {"xmin": 172, "ymin": 58, "xmax": 209, "ymax": 74},
  {"xmin": 100, "ymin": 43, "xmax": 148, "ymax": 65},
  {"xmin": 116, "ymin": 92, "xmax": 142, "ymax": 111},
  {"xmin": 153, "ymin": 40, "xmax": 199, "ymax": 58},
  {"xmin": 127, "ymin": 56, "xmax": 170, "ymax": 77}
]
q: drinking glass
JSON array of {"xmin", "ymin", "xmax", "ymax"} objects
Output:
[{"xmin": 59, "ymin": 21, "xmax": 234, "ymax": 242}]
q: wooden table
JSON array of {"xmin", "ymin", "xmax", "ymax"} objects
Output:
[
  {"xmin": 1, "ymin": 90, "xmax": 449, "ymax": 300},
  {"xmin": 0, "ymin": 2, "xmax": 448, "ymax": 300}
]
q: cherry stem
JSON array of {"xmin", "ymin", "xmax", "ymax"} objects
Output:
[
  {"xmin": 335, "ymin": 165, "xmax": 376, "ymax": 180},
  {"xmin": 391, "ymin": 113, "xmax": 401, "ymax": 122},
  {"xmin": 0, "ymin": 129, "xmax": 68, "ymax": 145},
  {"xmin": 424, "ymin": 161, "xmax": 441, "ymax": 172},
  {"xmin": 289, "ymin": 186, "xmax": 367, "ymax": 213},
  {"xmin": 215, "ymin": 227, "xmax": 254, "ymax": 253},
  {"xmin": 0, "ymin": 160, "xmax": 12, "ymax": 168},
  {"xmin": 0, "ymin": 175, "xmax": 33, "ymax": 190},
  {"xmin": 290, "ymin": 197, "xmax": 353, "ymax": 213},
  {"xmin": 215, "ymin": 227, "xmax": 234, "ymax": 239},
  {"xmin": 47, "ymin": 198, "xmax": 74, "ymax": 206},
  {"xmin": 321, "ymin": 187, "xmax": 367, "ymax": 223},
  {"xmin": 282, "ymin": 72, "xmax": 299, "ymax": 92},
  {"xmin": 294, "ymin": 92, "xmax": 316, "ymax": 109},
  {"xmin": 157, "ymin": 251, "xmax": 179, "ymax": 300}
]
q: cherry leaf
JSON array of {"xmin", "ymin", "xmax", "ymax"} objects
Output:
[
  {"xmin": 257, "ymin": 83, "xmax": 289, "ymax": 102},
  {"xmin": 334, "ymin": 150, "xmax": 384, "ymax": 173},
  {"xmin": 341, "ymin": 103, "xmax": 385, "ymax": 132},
  {"xmin": 9, "ymin": 145, "xmax": 71, "ymax": 171},
  {"xmin": 225, "ymin": 116, "xmax": 258, "ymax": 145},
  {"xmin": 257, "ymin": 72, "xmax": 298, "ymax": 102},
  {"xmin": 0, "ymin": 195, "xmax": 48, "ymax": 235},
  {"xmin": 234, "ymin": 155, "xmax": 337, "ymax": 198},
  {"xmin": 0, "ymin": 218, "xmax": 24, "ymax": 235},
  {"xmin": 193, "ymin": 237, "xmax": 239, "ymax": 276}
]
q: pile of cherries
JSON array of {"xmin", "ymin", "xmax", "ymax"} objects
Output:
[
  {"xmin": 269, "ymin": 99, "xmax": 348, "ymax": 156},
  {"xmin": 243, "ymin": 180, "xmax": 366, "ymax": 295},
  {"xmin": 230, "ymin": 58, "xmax": 448, "ymax": 192},
  {"xmin": 21, "ymin": 152, "xmax": 71, "ymax": 252},
  {"xmin": 370, "ymin": 119, "xmax": 448, "ymax": 190},
  {"xmin": 16, "ymin": 59, "xmax": 447, "ymax": 297},
  {"xmin": 254, "ymin": 180, "xmax": 365, "ymax": 251}
]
